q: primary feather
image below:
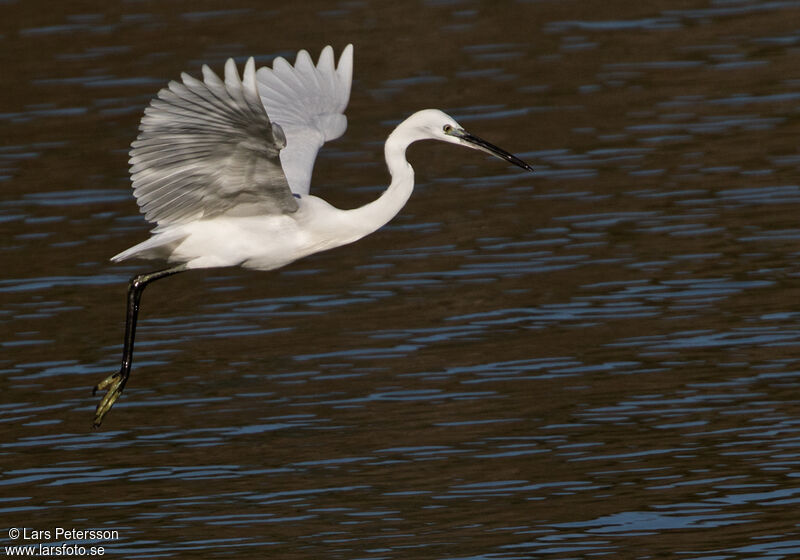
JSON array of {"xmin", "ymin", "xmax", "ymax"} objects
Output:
[
  {"xmin": 114, "ymin": 46, "xmax": 355, "ymax": 265},
  {"xmin": 128, "ymin": 56, "xmax": 298, "ymax": 230},
  {"xmin": 256, "ymin": 44, "xmax": 353, "ymax": 195}
]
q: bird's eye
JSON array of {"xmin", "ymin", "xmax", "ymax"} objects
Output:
[{"xmin": 443, "ymin": 124, "xmax": 453, "ymax": 134}]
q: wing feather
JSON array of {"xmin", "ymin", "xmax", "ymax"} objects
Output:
[
  {"xmin": 256, "ymin": 44, "xmax": 353, "ymax": 195},
  {"xmin": 129, "ymin": 57, "xmax": 297, "ymax": 229}
]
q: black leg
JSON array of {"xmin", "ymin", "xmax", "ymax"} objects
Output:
[{"xmin": 93, "ymin": 264, "xmax": 186, "ymax": 427}]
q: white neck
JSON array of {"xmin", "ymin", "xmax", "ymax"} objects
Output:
[{"xmin": 339, "ymin": 122, "xmax": 420, "ymax": 240}]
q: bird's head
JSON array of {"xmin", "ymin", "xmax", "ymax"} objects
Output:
[{"xmin": 404, "ymin": 109, "xmax": 533, "ymax": 172}]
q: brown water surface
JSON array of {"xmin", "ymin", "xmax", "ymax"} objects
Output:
[{"xmin": 3, "ymin": 1, "xmax": 800, "ymax": 558}]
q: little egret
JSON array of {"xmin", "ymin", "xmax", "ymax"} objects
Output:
[{"xmin": 93, "ymin": 44, "xmax": 533, "ymax": 427}]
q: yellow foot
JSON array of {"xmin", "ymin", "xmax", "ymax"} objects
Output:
[{"xmin": 93, "ymin": 372, "xmax": 125, "ymax": 428}]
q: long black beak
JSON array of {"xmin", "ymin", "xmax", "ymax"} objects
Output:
[{"xmin": 453, "ymin": 129, "xmax": 534, "ymax": 172}]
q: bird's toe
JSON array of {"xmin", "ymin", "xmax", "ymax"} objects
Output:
[{"xmin": 92, "ymin": 373, "xmax": 126, "ymax": 428}]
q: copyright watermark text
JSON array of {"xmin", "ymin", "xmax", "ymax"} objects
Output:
[{"xmin": 5, "ymin": 527, "xmax": 118, "ymax": 557}]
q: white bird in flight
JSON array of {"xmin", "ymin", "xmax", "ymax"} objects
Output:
[{"xmin": 93, "ymin": 44, "xmax": 533, "ymax": 427}]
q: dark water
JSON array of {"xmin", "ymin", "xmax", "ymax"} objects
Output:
[{"xmin": 3, "ymin": 0, "xmax": 800, "ymax": 558}]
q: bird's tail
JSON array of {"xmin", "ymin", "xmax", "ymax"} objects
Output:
[{"xmin": 111, "ymin": 229, "xmax": 188, "ymax": 263}]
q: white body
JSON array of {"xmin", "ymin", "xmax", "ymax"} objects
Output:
[
  {"xmin": 165, "ymin": 197, "xmax": 362, "ymax": 271},
  {"xmin": 122, "ymin": 187, "xmax": 407, "ymax": 271}
]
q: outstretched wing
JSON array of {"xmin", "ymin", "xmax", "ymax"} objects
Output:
[
  {"xmin": 129, "ymin": 58, "xmax": 298, "ymax": 229},
  {"xmin": 256, "ymin": 44, "xmax": 353, "ymax": 195}
]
